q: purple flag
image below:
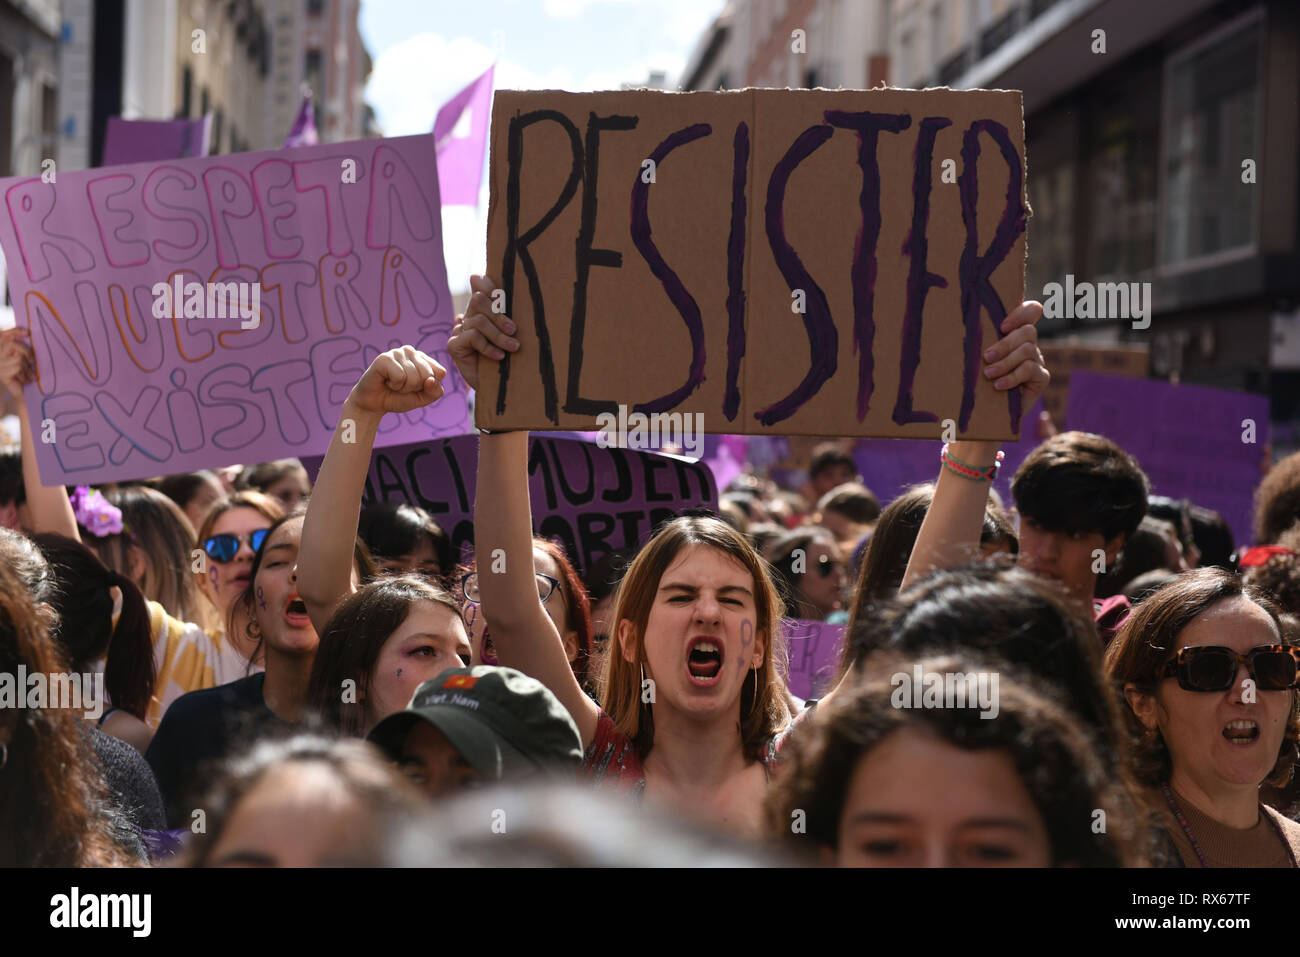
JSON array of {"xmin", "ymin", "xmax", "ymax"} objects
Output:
[
  {"xmin": 433, "ymin": 64, "xmax": 494, "ymax": 207},
  {"xmin": 283, "ymin": 92, "xmax": 318, "ymax": 148},
  {"xmin": 102, "ymin": 116, "xmax": 211, "ymax": 166}
]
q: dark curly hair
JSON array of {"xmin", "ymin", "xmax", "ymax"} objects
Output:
[
  {"xmin": 1242, "ymin": 523, "xmax": 1300, "ymax": 616},
  {"xmin": 765, "ymin": 652, "xmax": 1148, "ymax": 866},
  {"xmin": 1255, "ymin": 451, "xmax": 1300, "ymax": 546}
]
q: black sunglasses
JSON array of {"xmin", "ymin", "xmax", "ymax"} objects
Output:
[
  {"xmin": 1159, "ymin": 645, "xmax": 1300, "ymax": 693},
  {"xmin": 810, "ymin": 553, "xmax": 842, "ymax": 578},
  {"xmin": 203, "ymin": 529, "xmax": 269, "ymax": 564}
]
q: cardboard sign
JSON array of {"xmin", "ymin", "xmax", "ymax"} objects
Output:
[
  {"xmin": 783, "ymin": 618, "xmax": 846, "ymax": 700},
  {"xmin": 302, "ymin": 433, "xmax": 718, "ymax": 574},
  {"xmin": 1066, "ymin": 372, "xmax": 1268, "ymax": 546},
  {"xmin": 481, "ymin": 89, "xmax": 1028, "ymax": 440},
  {"xmin": 0, "ymin": 135, "xmax": 472, "ymax": 485},
  {"xmin": 1039, "ymin": 344, "xmax": 1148, "ymax": 426}
]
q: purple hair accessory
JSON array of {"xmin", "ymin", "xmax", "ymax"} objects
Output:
[{"xmin": 69, "ymin": 485, "xmax": 124, "ymax": 537}]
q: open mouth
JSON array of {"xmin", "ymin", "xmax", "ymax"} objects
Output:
[
  {"xmin": 1223, "ymin": 719, "xmax": 1259, "ymax": 744},
  {"xmin": 686, "ymin": 637, "xmax": 724, "ymax": 684},
  {"xmin": 283, "ymin": 594, "xmax": 311, "ymax": 627}
]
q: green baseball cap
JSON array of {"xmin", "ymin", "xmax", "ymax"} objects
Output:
[{"xmin": 367, "ymin": 665, "xmax": 583, "ymax": 780}]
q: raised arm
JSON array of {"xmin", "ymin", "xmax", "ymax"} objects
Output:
[
  {"xmin": 449, "ymin": 275, "xmax": 600, "ymax": 747},
  {"xmin": 297, "ymin": 346, "xmax": 445, "ymax": 634},
  {"xmin": 900, "ymin": 300, "xmax": 1048, "ymax": 591},
  {"xmin": 0, "ymin": 329, "xmax": 79, "ymax": 540}
]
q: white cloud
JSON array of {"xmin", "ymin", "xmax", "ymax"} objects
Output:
[{"xmin": 368, "ymin": 31, "xmax": 697, "ymax": 295}]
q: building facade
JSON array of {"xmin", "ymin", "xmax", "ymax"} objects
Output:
[{"xmin": 680, "ymin": 0, "xmax": 1300, "ymax": 439}]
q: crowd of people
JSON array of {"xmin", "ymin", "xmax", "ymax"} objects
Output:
[{"xmin": 1, "ymin": 282, "xmax": 1299, "ymax": 870}]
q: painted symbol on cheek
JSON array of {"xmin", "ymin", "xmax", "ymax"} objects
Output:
[
  {"xmin": 465, "ymin": 604, "xmax": 477, "ymax": 628},
  {"xmin": 208, "ymin": 566, "xmax": 219, "ymax": 588},
  {"xmin": 396, "ymin": 668, "xmax": 403, "ymax": 678},
  {"xmin": 740, "ymin": 619, "xmax": 754, "ymax": 672},
  {"xmin": 256, "ymin": 585, "xmax": 266, "ymax": 610}
]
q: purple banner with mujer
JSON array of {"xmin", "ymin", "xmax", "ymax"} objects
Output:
[
  {"xmin": 1066, "ymin": 373, "xmax": 1269, "ymax": 546},
  {"xmin": 304, "ymin": 433, "xmax": 718, "ymax": 573},
  {"xmin": 0, "ymin": 134, "xmax": 472, "ymax": 485}
]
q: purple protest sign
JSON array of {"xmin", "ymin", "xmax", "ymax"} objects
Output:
[
  {"xmin": 1066, "ymin": 372, "xmax": 1268, "ymax": 546},
  {"xmin": 102, "ymin": 116, "xmax": 212, "ymax": 166},
  {"xmin": 783, "ymin": 618, "xmax": 845, "ymax": 700},
  {"xmin": 0, "ymin": 134, "xmax": 472, "ymax": 486},
  {"xmin": 303, "ymin": 433, "xmax": 718, "ymax": 573}
]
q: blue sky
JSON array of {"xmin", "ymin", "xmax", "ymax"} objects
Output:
[{"xmin": 359, "ymin": 0, "xmax": 725, "ymax": 291}]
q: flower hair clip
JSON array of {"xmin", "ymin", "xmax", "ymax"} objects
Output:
[{"xmin": 69, "ymin": 486, "xmax": 124, "ymax": 538}]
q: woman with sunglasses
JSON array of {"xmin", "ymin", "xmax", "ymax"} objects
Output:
[
  {"xmin": 194, "ymin": 491, "xmax": 285, "ymax": 667},
  {"xmin": 1104, "ymin": 567, "xmax": 1300, "ymax": 867},
  {"xmin": 766, "ymin": 528, "xmax": 848, "ymax": 622}
]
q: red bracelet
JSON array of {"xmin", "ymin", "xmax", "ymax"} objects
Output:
[{"xmin": 940, "ymin": 443, "xmax": 1003, "ymax": 483}]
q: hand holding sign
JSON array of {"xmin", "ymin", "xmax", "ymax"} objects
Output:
[
  {"xmin": 983, "ymin": 300, "xmax": 1049, "ymax": 405},
  {"xmin": 347, "ymin": 345, "xmax": 447, "ymax": 418},
  {"xmin": 449, "ymin": 274, "xmax": 519, "ymax": 394},
  {"xmin": 0, "ymin": 329, "xmax": 36, "ymax": 400}
]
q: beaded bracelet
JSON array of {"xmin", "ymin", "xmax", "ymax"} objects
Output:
[{"xmin": 940, "ymin": 443, "xmax": 1004, "ymax": 483}]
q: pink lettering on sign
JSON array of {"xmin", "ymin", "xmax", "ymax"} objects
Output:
[{"xmin": 0, "ymin": 135, "xmax": 473, "ymax": 485}]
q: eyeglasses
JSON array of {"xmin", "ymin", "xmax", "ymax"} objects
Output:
[
  {"xmin": 203, "ymin": 529, "xmax": 269, "ymax": 564},
  {"xmin": 1159, "ymin": 645, "xmax": 1300, "ymax": 693},
  {"xmin": 460, "ymin": 572, "xmax": 559, "ymax": 606}
]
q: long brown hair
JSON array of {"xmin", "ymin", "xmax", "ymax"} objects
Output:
[
  {"xmin": 88, "ymin": 485, "xmax": 212, "ymax": 630},
  {"xmin": 601, "ymin": 516, "xmax": 789, "ymax": 762},
  {"xmin": 1104, "ymin": 567, "xmax": 1300, "ymax": 789},
  {"xmin": 305, "ymin": 576, "xmax": 465, "ymax": 736},
  {"xmin": 534, "ymin": 537, "xmax": 592, "ymax": 688},
  {"xmin": 0, "ymin": 563, "xmax": 135, "ymax": 865}
]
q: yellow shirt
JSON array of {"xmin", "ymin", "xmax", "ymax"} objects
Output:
[{"xmin": 145, "ymin": 601, "xmax": 261, "ymax": 728}]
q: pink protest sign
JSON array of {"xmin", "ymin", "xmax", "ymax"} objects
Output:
[
  {"xmin": 784, "ymin": 618, "xmax": 846, "ymax": 700},
  {"xmin": 0, "ymin": 134, "xmax": 471, "ymax": 486}
]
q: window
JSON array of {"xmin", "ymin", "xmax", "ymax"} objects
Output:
[
  {"xmin": 213, "ymin": 109, "xmax": 223, "ymax": 154},
  {"xmin": 1159, "ymin": 13, "xmax": 1261, "ymax": 267},
  {"xmin": 307, "ymin": 0, "xmax": 324, "ymax": 16},
  {"xmin": 180, "ymin": 65, "xmax": 193, "ymax": 117},
  {"xmin": 1086, "ymin": 68, "xmax": 1160, "ymax": 280}
]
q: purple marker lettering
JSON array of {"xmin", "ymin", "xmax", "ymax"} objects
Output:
[
  {"xmin": 256, "ymin": 584, "xmax": 266, "ymax": 610},
  {"xmin": 628, "ymin": 122, "xmax": 711, "ymax": 415},
  {"xmin": 755, "ymin": 124, "xmax": 837, "ymax": 427},
  {"xmin": 893, "ymin": 116, "xmax": 951, "ymax": 426},
  {"xmin": 824, "ymin": 110, "xmax": 911, "ymax": 421},
  {"xmin": 956, "ymin": 119, "xmax": 1028, "ymax": 433}
]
